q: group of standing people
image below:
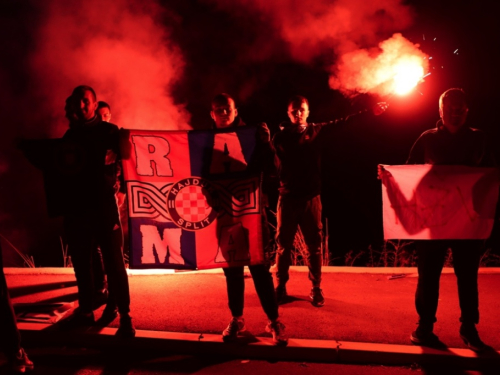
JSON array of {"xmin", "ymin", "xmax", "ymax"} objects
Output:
[
  {"xmin": 0, "ymin": 85, "xmax": 492, "ymax": 372},
  {"xmin": 211, "ymin": 93, "xmax": 387, "ymax": 346},
  {"xmin": 213, "ymin": 88, "xmax": 493, "ymax": 353}
]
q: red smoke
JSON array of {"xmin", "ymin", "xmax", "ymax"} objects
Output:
[
  {"xmin": 29, "ymin": 0, "xmax": 189, "ymax": 135},
  {"xmin": 208, "ymin": 0, "xmax": 414, "ymax": 62},
  {"xmin": 330, "ymin": 33, "xmax": 429, "ymax": 97},
  {"xmin": 208, "ymin": 0, "xmax": 419, "ymax": 98}
]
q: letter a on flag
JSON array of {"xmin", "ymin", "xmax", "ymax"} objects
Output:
[{"xmin": 120, "ymin": 127, "xmax": 265, "ymax": 269}]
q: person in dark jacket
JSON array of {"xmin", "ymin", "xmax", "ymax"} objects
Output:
[
  {"xmin": 210, "ymin": 93, "xmax": 287, "ymax": 346},
  {"xmin": 65, "ymin": 96, "xmax": 109, "ymax": 312},
  {"xmin": 404, "ymin": 88, "xmax": 495, "ymax": 351},
  {"xmin": 273, "ymin": 95, "xmax": 387, "ymax": 307},
  {"xmin": 61, "ymin": 85, "xmax": 134, "ymax": 337}
]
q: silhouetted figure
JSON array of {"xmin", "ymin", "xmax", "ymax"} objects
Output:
[
  {"xmin": 210, "ymin": 93, "xmax": 287, "ymax": 346},
  {"xmin": 0, "ymin": 242, "xmax": 34, "ymax": 373},
  {"xmin": 272, "ymin": 95, "xmax": 387, "ymax": 307},
  {"xmin": 61, "ymin": 86, "xmax": 134, "ymax": 337},
  {"xmin": 65, "ymin": 96, "xmax": 109, "ymax": 311},
  {"xmin": 384, "ymin": 88, "xmax": 495, "ymax": 352}
]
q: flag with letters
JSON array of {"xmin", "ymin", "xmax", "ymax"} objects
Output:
[{"xmin": 120, "ymin": 127, "xmax": 265, "ymax": 269}]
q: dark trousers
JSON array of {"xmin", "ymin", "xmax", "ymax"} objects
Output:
[
  {"xmin": 223, "ymin": 264, "xmax": 279, "ymax": 321},
  {"xmin": 64, "ymin": 205, "xmax": 130, "ymax": 315},
  {"xmin": 275, "ymin": 194, "xmax": 323, "ymax": 287},
  {"xmin": 92, "ymin": 247, "xmax": 106, "ymax": 291},
  {"xmin": 0, "ymin": 243, "xmax": 21, "ymax": 356},
  {"xmin": 415, "ymin": 240, "xmax": 482, "ymax": 325}
]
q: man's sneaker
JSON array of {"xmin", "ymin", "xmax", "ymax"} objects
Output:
[
  {"xmin": 222, "ymin": 317, "xmax": 245, "ymax": 342},
  {"xmin": 266, "ymin": 320, "xmax": 288, "ymax": 346},
  {"xmin": 275, "ymin": 285, "xmax": 287, "ymax": 305},
  {"xmin": 309, "ymin": 287, "xmax": 325, "ymax": 307},
  {"xmin": 115, "ymin": 313, "xmax": 136, "ymax": 338},
  {"xmin": 460, "ymin": 323, "xmax": 486, "ymax": 352},
  {"xmin": 10, "ymin": 348, "xmax": 34, "ymax": 373},
  {"xmin": 410, "ymin": 323, "xmax": 439, "ymax": 346},
  {"xmin": 96, "ymin": 304, "xmax": 118, "ymax": 326}
]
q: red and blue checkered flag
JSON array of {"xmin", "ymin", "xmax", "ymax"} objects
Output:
[{"xmin": 121, "ymin": 127, "xmax": 265, "ymax": 269}]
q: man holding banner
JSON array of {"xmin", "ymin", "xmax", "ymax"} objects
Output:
[
  {"xmin": 210, "ymin": 93, "xmax": 287, "ymax": 346},
  {"xmin": 381, "ymin": 88, "xmax": 496, "ymax": 351},
  {"xmin": 61, "ymin": 86, "xmax": 135, "ymax": 338}
]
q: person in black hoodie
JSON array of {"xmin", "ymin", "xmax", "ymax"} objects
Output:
[{"xmin": 61, "ymin": 85, "xmax": 134, "ymax": 337}]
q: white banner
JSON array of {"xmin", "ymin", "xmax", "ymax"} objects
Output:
[{"xmin": 381, "ymin": 164, "xmax": 499, "ymax": 240}]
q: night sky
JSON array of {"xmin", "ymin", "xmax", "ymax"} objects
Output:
[{"xmin": 1, "ymin": 0, "xmax": 499, "ymax": 266}]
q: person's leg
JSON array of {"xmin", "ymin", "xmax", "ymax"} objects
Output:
[
  {"xmin": 92, "ymin": 247, "xmax": 106, "ymax": 290},
  {"xmin": 97, "ymin": 204, "xmax": 134, "ymax": 337},
  {"xmin": 248, "ymin": 264, "xmax": 288, "ymax": 346},
  {"xmin": 451, "ymin": 240, "xmax": 481, "ymax": 324},
  {"xmin": 275, "ymin": 195, "xmax": 302, "ymax": 288},
  {"xmin": 221, "ymin": 266, "xmax": 246, "ymax": 342},
  {"xmin": 411, "ymin": 240, "xmax": 447, "ymax": 345},
  {"xmin": 248, "ymin": 264, "xmax": 278, "ymax": 321},
  {"xmin": 452, "ymin": 240, "xmax": 485, "ymax": 351},
  {"xmin": 299, "ymin": 195, "xmax": 324, "ymax": 306},
  {"xmin": 299, "ymin": 195, "xmax": 323, "ymax": 288},
  {"xmin": 64, "ymin": 215, "xmax": 95, "ymax": 316},
  {"xmin": 91, "ymin": 246, "xmax": 108, "ymax": 309},
  {"xmin": 415, "ymin": 240, "xmax": 448, "ymax": 326},
  {"xmin": 222, "ymin": 266, "xmax": 245, "ymax": 318}
]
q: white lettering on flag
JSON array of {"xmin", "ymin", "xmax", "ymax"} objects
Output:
[
  {"xmin": 140, "ymin": 225, "xmax": 185, "ymax": 265},
  {"xmin": 132, "ymin": 135, "xmax": 173, "ymax": 176}
]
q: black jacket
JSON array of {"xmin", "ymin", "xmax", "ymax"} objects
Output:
[
  {"xmin": 407, "ymin": 120, "xmax": 495, "ymax": 167},
  {"xmin": 272, "ymin": 112, "xmax": 368, "ymax": 198}
]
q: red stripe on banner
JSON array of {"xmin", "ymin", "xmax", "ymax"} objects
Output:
[{"xmin": 120, "ymin": 129, "xmax": 264, "ymax": 269}]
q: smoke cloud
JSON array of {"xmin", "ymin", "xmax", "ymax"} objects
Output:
[
  {"xmin": 29, "ymin": 0, "xmax": 189, "ymax": 135},
  {"xmin": 207, "ymin": 0, "xmax": 416, "ymax": 98},
  {"xmin": 208, "ymin": 0, "xmax": 413, "ymax": 59},
  {"xmin": 330, "ymin": 33, "xmax": 429, "ymax": 97}
]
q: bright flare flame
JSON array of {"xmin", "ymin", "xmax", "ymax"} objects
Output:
[
  {"xmin": 330, "ymin": 33, "xmax": 429, "ymax": 97},
  {"xmin": 392, "ymin": 60, "xmax": 425, "ymax": 95}
]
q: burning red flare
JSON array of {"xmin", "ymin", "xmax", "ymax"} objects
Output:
[
  {"xmin": 392, "ymin": 58, "xmax": 425, "ymax": 95},
  {"xmin": 330, "ymin": 33, "xmax": 429, "ymax": 97}
]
